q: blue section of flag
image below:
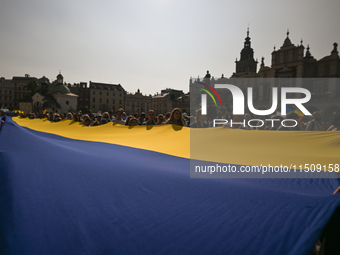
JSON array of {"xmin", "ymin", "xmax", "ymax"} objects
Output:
[{"xmin": 1, "ymin": 117, "xmax": 340, "ymax": 254}]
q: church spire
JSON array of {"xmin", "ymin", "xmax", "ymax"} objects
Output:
[
  {"xmin": 235, "ymin": 28, "xmax": 258, "ymax": 74},
  {"xmin": 244, "ymin": 27, "xmax": 251, "ymax": 49},
  {"xmin": 331, "ymin": 42, "xmax": 338, "ymax": 54},
  {"xmin": 305, "ymin": 44, "xmax": 312, "ymax": 58},
  {"xmin": 282, "ymin": 30, "xmax": 293, "ymax": 47},
  {"xmin": 240, "ymin": 28, "xmax": 253, "ymax": 61}
]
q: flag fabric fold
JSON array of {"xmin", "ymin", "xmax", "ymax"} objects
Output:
[{"xmin": 1, "ymin": 117, "xmax": 340, "ymax": 255}]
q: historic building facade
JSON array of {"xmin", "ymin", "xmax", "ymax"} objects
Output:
[
  {"xmin": 190, "ymin": 30, "xmax": 340, "ymax": 122},
  {"xmin": 125, "ymin": 89, "xmax": 152, "ymax": 115},
  {"xmin": 240, "ymin": 30, "xmax": 339, "ymax": 121},
  {"xmin": 152, "ymin": 88, "xmax": 189, "ymax": 115},
  {"xmin": 12, "ymin": 74, "xmax": 36, "ymax": 109},
  {"xmin": 0, "ymin": 77, "xmax": 14, "ymax": 110},
  {"xmin": 32, "ymin": 72, "xmax": 78, "ymax": 114},
  {"xmin": 69, "ymin": 82, "xmax": 90, "ymax": 111},
  {"xmin": 89, "ymin": 81, "xmax": 125, "ymax": 113}
]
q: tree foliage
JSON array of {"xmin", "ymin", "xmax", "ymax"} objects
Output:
[{"xmin": 25, "ymin": 80, "xmax": 39, "ymax": 97}]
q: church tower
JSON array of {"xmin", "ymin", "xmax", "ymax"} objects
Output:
[
  {"xmin": 234, "ymin": 28, "xmax": 258, "ymax": 74},
  {"xmin": 57, "ymin": 71, "xmax": 64, "ymax": 85}
]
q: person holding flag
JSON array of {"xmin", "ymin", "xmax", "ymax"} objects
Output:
[{"xmin": 305, "ymin": 111, "xmax": 324, "ymax": 131}]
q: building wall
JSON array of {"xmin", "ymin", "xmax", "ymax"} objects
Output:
[
  {"xmin": 69, "ymin": 82, "xmax": 90, "ymax": 110},
  {"xmin": 125, "ymin": 92, "xmax": 152, "ymax": 115},
  {"xmin": 53, "ymin": 94, "xmax": 78, "ymax": 114},
  {"xmin": 0, "ymin": 76, "xmax": 33, "ymax": 110},
  {"xmin": 32, "ymin": 93, "xmax": 44, "ymax": 113},
  {"xmin": 0, "ymin": 78, "xmax": 14, "ymax": 109},
  {"xmin": 152, "ymin": 94, "xmax": 169, "ymax": 115},
  {"xmin": 19, "ymin": 102, "xmax": 32, "ymax": 113},
  {"xmin": 89, "ymin": 82, "xmax": 125, "ymax": 113},
  {"xmin": 12, "ymin": 75, "xmax": 37, "ymax": 109},
  {"xmin": 79, "ymin": 83, "xmax": 90, "ymax": 110}
]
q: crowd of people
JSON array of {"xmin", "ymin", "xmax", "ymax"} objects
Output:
[
  {"xmin": 7, "ymin": 108, "xmax": 188, "ymax": 127},
  {"xmin": 1, "ymin": 107, "xmax": 340, "ymax": 131}
]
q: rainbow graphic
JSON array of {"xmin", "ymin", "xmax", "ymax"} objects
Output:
[{"xmin": 196, "ymin": 82, "xmax": 223, "ymax": 106}]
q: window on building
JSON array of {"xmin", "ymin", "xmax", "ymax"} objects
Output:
[
  {"xmin": 113, "ymin": 99, "xmax": 115, "ymax": 103},
  {"xmin": 119, "ymin": 93, "xmax": 121, "ymax": 97},
  {"xmin": 93, "ymin": 98, "xmax": 95, "ymax": 103},
  {"xmin": 100, "ymin": 98, "xmax": 102, "ymax": 103},
  {"xmin": 113, "ymin": 92, "xmax": 115, "ymax": 96},
  {"xmin": 106, "ymin": 99, "xmax": 109, "ymax": 104},
  {"xmin": 106, "ymin": 92, "xmax": 109, "ymax": 96},
  {"xmin": 119, "ymin": 100, "xmax": 122, "ymax": 104},
  {"xmin": 100, "ymin": 92, "xmax": 102, "ymax": 95},
  {"xmin": 66, "ymin": 101, "xmax": 69, "ymax": 105},
  {"xmin": 93, "ymin": 91, "xmax": 95, "ymax": 95}
]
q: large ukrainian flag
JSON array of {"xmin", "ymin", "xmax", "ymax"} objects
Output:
[{"xmin": 1, "ymin": 116, "xmax": 340, "ymax": 255}]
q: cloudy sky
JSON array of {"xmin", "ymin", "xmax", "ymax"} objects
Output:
[{"xmin": 1, "ymin": 0, "xmax": 339, "ymax": 95}]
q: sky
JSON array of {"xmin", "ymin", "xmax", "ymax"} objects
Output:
[{"xmin": 1, "ymin": 0, "xmax": 340, "ymax": 95}]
